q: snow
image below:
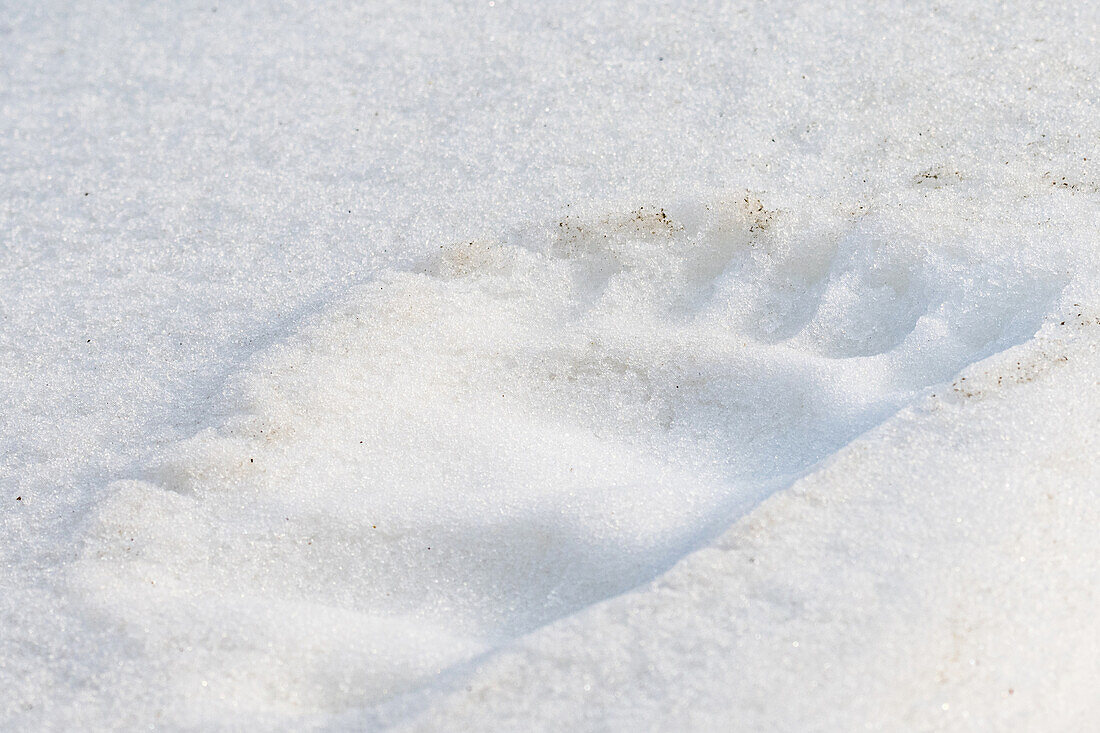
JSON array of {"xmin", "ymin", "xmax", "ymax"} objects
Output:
[{"xmin": 2, "ymin": 1, "xmax": 1098, "ymax": 730}]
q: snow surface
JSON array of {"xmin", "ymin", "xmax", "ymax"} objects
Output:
[{"xmin": 2, "ymin": 1, "xmax": 1099, "ymax": 730}]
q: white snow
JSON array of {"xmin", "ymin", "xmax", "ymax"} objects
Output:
[{"xmin": 2, "ymin": 1, "xmax": 1098, "ymax": 731}]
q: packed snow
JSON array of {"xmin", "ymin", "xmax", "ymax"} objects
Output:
[{"xmin": 2, "ymin": 1, "xmax": 1098, "ymax": 731}]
